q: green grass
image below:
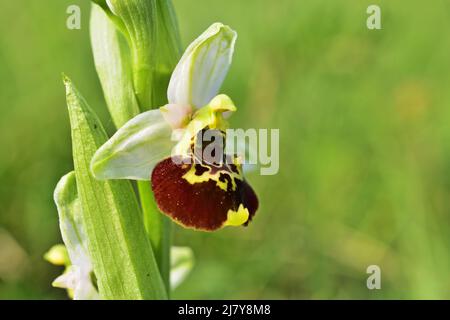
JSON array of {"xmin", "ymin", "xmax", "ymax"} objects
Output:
[{"xmin": 1, "ymin": 0, "xmax": 450, "ymax": 299}]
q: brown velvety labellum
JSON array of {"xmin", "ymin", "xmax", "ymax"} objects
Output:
[{"xmin": 151, "ymin": 156, "xmax": 258, "ymax": 231}]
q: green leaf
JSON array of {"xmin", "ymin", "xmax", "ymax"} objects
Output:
[
  {"xmin": 64, "ymin": 75, "xmax": 167, "ymax": 299},
  {"xmin": 154, "ymin": 0, "xmax": 182, "ymax": 69},
  {"xmin": 90, "ymin": 4, "xmax": 140, "ymax": 128},
  {"xmin": 95, "ymin": 0, "xmax": 181, "ymax": 109},
  {"xmin": 152, "ymin": 0, "xmax": 182, "ymax": 107},
  {"xmin": 104, "ymin": 0, "xmax": 158, "ymax": 109},
  {"xmin": 138, "ymin": 182, "xmax": 172, "ymax": 292}
]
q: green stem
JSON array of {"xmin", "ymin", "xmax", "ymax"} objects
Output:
[
  {"xmin": 91, "ymin": 0, "xmax": 182, "ymax": 297},
  {"xmin": 138, "ymin": 181, "xmax": 172, "ymax": 294}
]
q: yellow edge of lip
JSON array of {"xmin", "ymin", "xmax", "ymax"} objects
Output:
[{"xmin": 223, "ymin": 204, "xmax": 249, "ymax": 227}]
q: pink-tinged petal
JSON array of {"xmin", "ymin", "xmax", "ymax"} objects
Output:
[{"xmin": 160, "ymin": 103, "xmax": 192, "ymax": 129}]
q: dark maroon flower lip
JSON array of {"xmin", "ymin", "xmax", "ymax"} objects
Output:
[{"xmin": 151, "ymin": 156, "xmax": 258, "ymax": 231}]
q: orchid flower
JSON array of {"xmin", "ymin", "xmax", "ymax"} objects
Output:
[
  {"xmin": 45, "ymin": 172, "xmax": 99, "ymax": 300},
  {"xmin": 45, "ymin": 244, "xmax": 99, "ymax": 300},
  {"xmin": 46, "ymin": 243, "xmax": 193, "ymax": 297},
  {"xmin": 45, "ymin": 172, "xmax": 194, "ymax": 299},
  {"xmin": 91, "ymin": 23, "xmax": 258, "ymax": 231}
]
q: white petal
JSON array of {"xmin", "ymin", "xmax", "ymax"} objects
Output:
[
  {"xmin": 167, "ymin": 23, "xmax": 237, "ymax": 109},
  {"xmin": 91, "ymin": 109, "xmax": 176, "ymax": 180},
  {"xmin": 170, "ymin": 247, "xmax": 194, "ymax": 290},
  {"xmin": 52, "ymin": 267, "xmax": 78, "ymax": 290},
  {"xmin": 54, "ymin": 173, "xmax": 89, "ymax": 266},
  {"xmin": 73, "ymin": 283, "xmax": 101, "ymax": 300},
  {"xmin": 73, "ymin": 268, "xmax": 101, "ymax": 300},
  {"xmin": 53, "ymin": 172, "xmax": 100, "ymax": 300},
  {"xmin": 52, "ymin": 265, "xmax": 100, "ymax": 300}
]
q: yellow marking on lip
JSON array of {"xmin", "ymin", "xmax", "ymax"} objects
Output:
[
  {"xmin": 223, "ymin": 204, "xmax": 249, "ymax": 227},
  {"xmin": 182, "ymin": 163, "xmax": 242, "ymax": 192}
]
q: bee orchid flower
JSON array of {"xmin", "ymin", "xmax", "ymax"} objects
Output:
[
  {"xmin": 91, "ymin": 23, "xmax": 258, "ymax": 231},
  {"xmin": 45, "ymin": 244, "xmax": 100, "ymax": 300}
]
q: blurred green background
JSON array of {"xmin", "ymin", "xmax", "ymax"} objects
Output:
[{"xmin": 1, "ymin": 0, "xmax": 450, "ymax": 299}]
